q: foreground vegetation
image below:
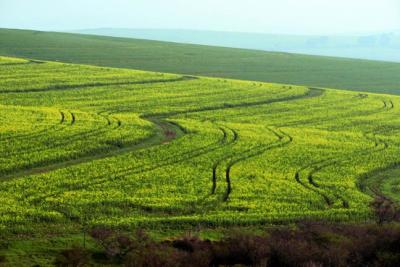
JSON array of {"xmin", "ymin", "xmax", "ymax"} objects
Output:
[
  {"xmin": 1, "ymin": 55, "xmax": 400, "ymax": 265},
  {"xmin": 54, "ymin": 222, "xmax": 400, "ymax": 267},
  {"xmin": 1, "ymin": 28, "xmax": 400, "ymax": 94}
]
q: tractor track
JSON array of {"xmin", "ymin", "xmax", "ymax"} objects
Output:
[
  {"xmin": 24, "ymin": 121, "xmax": 230, "ymax": 203},
  {"xmin": 5, "ymin": 117, "xmax": 224, "ymax": 186},
  {"xmin": 87, "ymin": 123, "xmax": 233, "ymax": 184},
  {"xmin": 280, "ymin": 98, "xmax": 392, "ymax": 128},
  {"xmin": 211, "ymin": 127, "xmax": 239, "ymax": 194},
  {"xmin": 293, "ymin": 99, "xmax": 393, "ymax": 208},
  {"xmin": 6, "ymin": 87, "xmax": 322, "ymax": 196},
  {"xmin": 60, "ymin": 111, "xmax": 65, "ymax": 124},
  {"xmin": 0, "ymin": 110, "xmax": 68, "ymax": 143},
  {"xmin": 141, "ymin": 88, "xmax": 324, "ymax": 119},
  {"xmin": 23, "ymin": 89, "xmax": 322, "ymax": 204},
  {"xmin": 358, "ymin": 162, "xmax": 400, "ymax": 200},
  {"xmin": 222, "ymin": 127, "xmax": 293, "ymax": 201},
  {"xmin": 30, "ymin": 123, "xmax": 243, "ymax": 204},
  {"xmin": 0, "ymin": 111, "xmax": 123, "ymax": 177},
  {"xmin": 96, "ymin": 89, "xmax": 320, "ymax": 187},
  {"xmin": 106, "ymin": 89, "xmax": 321, "ymax": 200},
  {"xmin": 1, "ymin": 111, "xmax": 116, "ymax": 158},
  {"xmin": 70, "ymin": 112, "xmax": 76, "ymax": 125}
]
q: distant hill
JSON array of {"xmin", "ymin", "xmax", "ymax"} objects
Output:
[
  {"xmin": 1, "ymin": 28, "xmax": 400, "ymax": 94},
  {"xmin": 74, "ymin": 28, "xmax": 400, "ymax": 63}
]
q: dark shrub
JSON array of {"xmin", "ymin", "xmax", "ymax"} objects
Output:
[
  {"xmin": 268, "ymin": 223, "xmax": 351, "ymax": 267},
  {"xmin": 90, "ymin": 227, "xmax": 135, "ymax": 260},
  {"xmin": 87, "ymin": 223, "xmax": 400, "ymax": 267},
  {"xmin": 371, "ymin": 197, "xmax": 399, "ymax": 224},
  {"xmin": 124, "ymin": 243, "xmax": 179, "ymax": 267},
  {"xmin": 172, "ymin": 239, "xmax": 195, "ymax": 252},
  {"xmin": 211, "ymin": 233, "xmax": 269, "ymax": 266},
  {"xmin": 54, "ymin": 246, "xmax": 89, "ymax": 267},
  {"xmin": 89, "ymin": 227, "xmax": 114, "ymax": 246},
  {"xmin": 171, "ymin": 237, "xmax": 213, "ymax": 267},
  {"xmin": 345, "ymin": 225, "xmax": 400, "ymax": 266}
]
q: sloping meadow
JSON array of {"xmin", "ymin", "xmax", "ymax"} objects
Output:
[{"xmin": 0, "ymin": 56, "xmax": 400, "ymax": 263}]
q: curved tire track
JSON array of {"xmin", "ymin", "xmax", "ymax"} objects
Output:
[
  {"xmin": 211, "ymin": 127, "xmax": 239, "ymax": 194},
  {"xmin": 222, "ymin": 127, "xmax": 293, "ymax": 201},
  {"xmin": 294, "ymin": 99, "xmax": 393, "ymax": 208}
]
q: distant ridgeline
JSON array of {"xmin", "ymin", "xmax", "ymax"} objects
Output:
[{"xmin": 75, "ymin": 28, "xmax": 400, "ymax": 62}]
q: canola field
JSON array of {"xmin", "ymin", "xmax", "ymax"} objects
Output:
[{"xmin": 1, "ymin": 55, "xmax": 400, "ymax": 239}]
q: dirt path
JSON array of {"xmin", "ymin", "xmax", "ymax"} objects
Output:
[
  {"xmin": 1, "ymin": 117, "xmax": 184, "ymax": 181},
  {"xmin": 2, "ymin": 87, "xmax": 322, "ymax": 182}
]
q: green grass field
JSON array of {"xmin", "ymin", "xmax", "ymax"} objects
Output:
[
  {"xmin": 1, "ymin": 28, "xmax": 400, "ymax": 95},
  {"xmin": 1, "ymin": 55, "xmax": 400, "ymax": 265}
]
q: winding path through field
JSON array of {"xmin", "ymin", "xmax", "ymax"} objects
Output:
[
  {"xmin": 1, "ymin": 87, "xmax": 323, "ymax": 183},
  {"xmin": 1, "ymin": 117, "xmax": 183, "ymax": 181}
]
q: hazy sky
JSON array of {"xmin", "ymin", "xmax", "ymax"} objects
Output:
[{"xmin": 0, "ymin": 0, "xmax": 399, "ymax": 34}]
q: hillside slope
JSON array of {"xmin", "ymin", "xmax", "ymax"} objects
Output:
[
  {"xmin": 1, "ymin": 28, "xmax": 400, "ymax": 94},
  {"xmin": 2, "ymin": 56, "xmax": 400, "ymax": 264}
]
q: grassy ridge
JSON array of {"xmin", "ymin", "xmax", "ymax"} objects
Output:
[{"xmin": 1, "ymin": 28, "xmax": 400, "ymax": 94}]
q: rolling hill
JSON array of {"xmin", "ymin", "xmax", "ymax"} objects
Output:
[
  {"xmin": 1, "ymin": 55, "xmax": 400, "ymax": 264},
  {"xmin": 1, "ymin": 28, "xmax": 400, "ymax": 95}
]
